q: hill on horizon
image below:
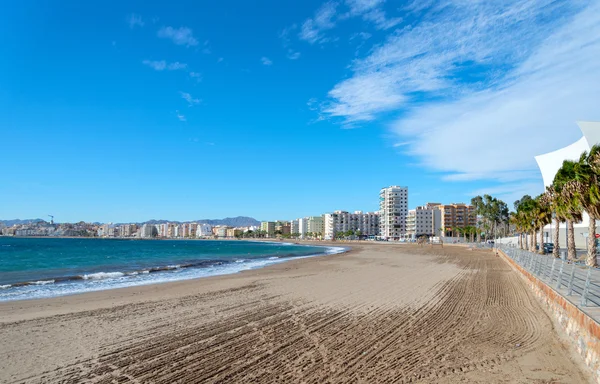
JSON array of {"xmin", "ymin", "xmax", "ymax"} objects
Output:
[{"xmin": 0, "ymin": 219, "xmax": 45, "ymax": 226}]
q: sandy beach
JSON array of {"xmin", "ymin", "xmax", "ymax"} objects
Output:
[{"xmin": 0, "ymin": 242, "xmax": 590, "ymax": 383}]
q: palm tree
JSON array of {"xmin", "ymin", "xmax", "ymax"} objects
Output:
[
  {"xmin": 533, "ymin": 194, "xmax": 552, "ymax": 254},
  {"xmin": 553, "ymin": 159, "xmax": 584, "ymax": 261},
  {"xmin": 562, "ymin": 146, "xmax": 600, "ymax": 266}
]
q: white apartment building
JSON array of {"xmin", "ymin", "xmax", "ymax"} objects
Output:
[
  {"xmin": 290, "ymin": 219, "xmax": 299, "ymax": 235},
  {"xmin": 298, "ymin": 218, "xmax": 308, "ymax": 238},
  {"xmin": 324, "ymin": 211, "xmax": 380, "ymax": 240},
  {"xmin": 140, "ymin": 224, "xmax": 157, "ymax": 238},
  {"xmin": 379, "ymin": 186, "xmax": 408, "ymax": 240},
  {"xmin": 196, "ymin": 223, "xmax": 213, "ymax": 237},
  {"xmin": 406, "ymin": 203, "xmax": 441, "ymax": 240}
]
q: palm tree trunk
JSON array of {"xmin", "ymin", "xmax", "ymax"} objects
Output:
[
  {"xmin": 530, "ymin": 230, "xmax": 536, "ymax": 252},
  {"xmin": 553, "ymin": 217, "xmax": 560, "ymax": 258},
  {"xmin": 539, "ymin": 227, "xmax": 544, "ymax": 254},
  {"xmin": 587, "ymin": 216, "xmax": 597, "ymax": 267},
  {"xmin": 568, "ymin": 220, "xmax": 576, "ymax": 261}
]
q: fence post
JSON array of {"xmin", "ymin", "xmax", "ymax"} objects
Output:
[
  {"xmin": 556, "ymin": 259, "xmax": 565, "ymax": 289},
  {"xmin": 580, "ymin": 268, "xmax": 592, "ymax": 307},
  {"xmin": 567, "ymin": 264, "xmax": 576, "ymax": 296},
  {"xmin": 549, "ymin": 258, "xmax": 556, "ymax": 282}
]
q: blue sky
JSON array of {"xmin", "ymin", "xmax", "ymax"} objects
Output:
[{"xmin": 2, "ymin": 0, "xmax": 600, "ymax": 223}]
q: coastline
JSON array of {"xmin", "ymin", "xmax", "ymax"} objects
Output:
[
  {"xmin": 0, "ymin": 241, "xmax": 351, "ymax": 322},
  {"xmin": 0, "ymin": 242, "xmax": 589, "ymax": 383},
  {"xmin": 0, "ymin": 240, "xmax": 348, "ymax": 304}
]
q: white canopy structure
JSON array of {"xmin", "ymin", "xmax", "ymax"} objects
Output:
[{"xmin": 534, "ymin": 121, "xmax": 600, "ymax": 248}]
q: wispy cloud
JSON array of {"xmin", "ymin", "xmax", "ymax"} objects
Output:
[
  {"xmin": 176, "ymin": 110, "xmax": 186, "ymax": 122},
  {"xmin": 142, "ymin": 60, "xmax": 188, "ymax": 71},
  {"xmin": 157, "ymin": 26, "xmax": 198, "ymax": 47},
  {"xmin": 180, "ymin": 92, "xmax": 201, "ymax": 106},
  {"xmin": 295, "ymin": 0, "xmax": 401, "ymax": 45},
  {"xmin": 127, "ymin": 13, "xmax": 144, "ymax": 29},
  {"xmin": 344, "ymin": 0, "xmax": 401, "ymax": 30},
  {"xmin": 261, "ymin": 57, "xmax": 273, "ymax": 66},
  {"xmin": 320, "ymin": 0, "xmax": 599, "ymax": 194},
  {"xmin": 299, "ymin": 1, "xmax": 338, "ymax": 44},
  {"xmin": 287, "ymin": 50, "xmax": 301, "ymax": 60},
  {"xmin": 189, "ymin": 71, "xmax": 202, "ymax": 81}
]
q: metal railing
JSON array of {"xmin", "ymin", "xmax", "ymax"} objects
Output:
[{"xmin": 494, "ymin": 244, "xmax": 600, "ymax": 308}]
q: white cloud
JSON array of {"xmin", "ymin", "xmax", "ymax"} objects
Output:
[
  {"xmin": 320, "ymin": 0, "xmax": 600, "ymax": 194},
  {"xmin": 142, "ymin": 60, "xmax": 188, "ymax": 71},
  {"xmin": 362, "ymin": 8, "xmax": 402, "ymax": 30},
  {"xmin": 127, "ymin": 13, "xmax": 144, "ymax": 29},
  {"xmin": 180, "ymin": 92, "xmax": 201, "ymax": 106},
  {"xmin": 217, "ymin": 57, "xmax": 224, "ymax": 63},
  {"xmin": 157, "ymin": 26, "xmax": 198, "ymax": 47},
  {"xmin": 287, "ymin": 49, "xmax": 301, "ymax": 60},
  {"xmin": 189, "ymin": 71, "xmax": 202, "ymax": 81},
  {"xmin": 299, "ymin": 1, "xmax": 338, "ymax": 44},
  {"xmin": 167, "ymin": 62, "xmax": 187, "ymax": 70},
  {"xmin": 261, "ymin": 57, "xmax": 273, "ymax": 66},
  {"xmin": 176, "ymin": 110, "xmax": 186, "ymax": 122}
]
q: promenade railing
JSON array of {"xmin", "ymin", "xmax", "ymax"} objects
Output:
[{"xmin": 484, "ymin": 243, "xmax": 600, "ymax": 309}]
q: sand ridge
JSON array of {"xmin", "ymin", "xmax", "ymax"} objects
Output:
[{"xmin": 0, "ymin": 243, "xmax": 591, "ymax": 383}]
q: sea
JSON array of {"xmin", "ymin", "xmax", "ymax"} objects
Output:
[{"xmin": 0, "ymin": 237, "xmax": 344, "ymax": 302}]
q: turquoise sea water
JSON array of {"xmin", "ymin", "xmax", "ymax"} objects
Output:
[{"xmin": 0, "ymin": 238, "xmax": 343, "ymax": 301}]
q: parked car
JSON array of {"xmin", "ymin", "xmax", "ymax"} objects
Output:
[{"xmin": 536, "ymin": 243, "xmax": 554, "ymax": 253}]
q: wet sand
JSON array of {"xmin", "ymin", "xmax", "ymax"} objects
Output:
[{"xmin": 0, "ymin": 243, "xmax": 590, "ymax": 383}]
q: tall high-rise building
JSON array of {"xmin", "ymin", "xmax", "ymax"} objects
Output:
[{"xmin": 379, "ymin": 186, "xmax": 408, "ymax": 240}]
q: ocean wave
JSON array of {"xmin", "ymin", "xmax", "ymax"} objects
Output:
[
  {"xmin": 0, "ymin": 245, "xmax": 348, "ymax": 302},
  {"xmin": 82, "ymin": 272, "xmax": 125, "ymax": 280}
]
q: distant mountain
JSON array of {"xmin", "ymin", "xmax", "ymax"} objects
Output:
[
  {"xmin": 196, "ymin": 217, "xmax": 261, "ymax": 227},
  {"xmin": 0, "ymin": 219, "xmax": 45, "ymax": 226},
  {"xmin": 136, "ymin": 216, "xmax": 261, "ymax": 227}
]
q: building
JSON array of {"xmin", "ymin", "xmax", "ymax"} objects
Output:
[
  {"xmin": 307, "ymin": 216, "xmax": 324, "ymax": 237},
  {"xmin": 290, "ymin": 219, "xmax": 299, "ymax": 236},
  {"xmin": 535, "ymin": 121, "xmax": 600, "ymax": 248},
  {"xmin": 379, "ymin": 186, "xmax": 408, "ymax": 240},
  {"xmin": 434, "ymin": 203, "xmax": 476, "ymax": 237},
  {"xmin": 216, "ymin": 226, "xmax": 229, "ymax": 238},
  {"xmin": 226, "ymin": 228, "xmax": 242, "ymax": 238},
  {"xmin": 406, "ymin": 203, "xmax": 441, "ymax": 240},
  {"xmin": 196, "ymin": 223, "xmax": 213, "ymax": 237},
  {"xmin": 275, "ymin": 221, "xmax": 291, "ymax": 235},
  {"xmin": 260, "ymin": 221, "xmax": 275, "ymax": 237},
  {"xmin": 140, "ymin": 224, "xmax": 157, "ymax": 238},
  {"xmin": 324, "ymin": 211, "xmax": 380, "ymax": 240}
]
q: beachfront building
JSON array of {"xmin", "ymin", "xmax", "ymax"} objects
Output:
[
  {"xmin": 433, "ymin": 203, "xmax": 476, "ymax": 237},
  {"xmin": 290, "ymin": 219, "xmax": 299, "ymax": 236},
  {"xmin": 260, "ymin": 221, "xmax": 276, "ymax": 237},
  {"xmin": 196, "ymin": 223, "xmax": 213, "ymax": 237},
  {"xmin": 307, "ymin": 216, "xmax": 324, "ymax": 237},
  {"xmin": 226, "ymin": 228, "xmax": 242, "ymax": 238},
  {"xmin": 275, "ymin": 221, "xmax": 291, "ymax": 235},
  {"xmin": 324, "ymin": 211, "xmax": 380, "ymax": 240},
  {"xmin": 140, "ymin": 224, "xmax": 158, "ymax": 238},
  {"xmin": 216, "ymin": 226, "xmax": 229, "ymax": 238},
  {"xmin": 379, "ymin": 186, "xmax": 408, "ymax": 240},
  {"xmin": 406, "ymin": 203, "xmax": 441, "ymax": 240}
]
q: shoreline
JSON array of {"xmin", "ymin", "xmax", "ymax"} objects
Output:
[
  {"xmin": 0, "ymin": 242, "xmax": 353, "ymax": 323},
  {"xmin": 0, "ymin": 240, "xmax": 348, "ymax": 305},
  {"xmin": 0, "ymin": 243, "xmax": 589, "ymax": 383}
]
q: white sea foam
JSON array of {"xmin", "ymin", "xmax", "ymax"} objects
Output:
[
  {"xmin": 0, "ymin": 245, "xmax": 348, "ymax": 302},
  {"xmin": 31, "ymin": 280, "xmax": 55, "ymax": 285},
  {"xmin": 0, "ymin": 285, "xmax": 11, "ymax": 289},
  {"xmin": 82, "ymin": 272, "xmax": 125, "ymax": 280}
]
